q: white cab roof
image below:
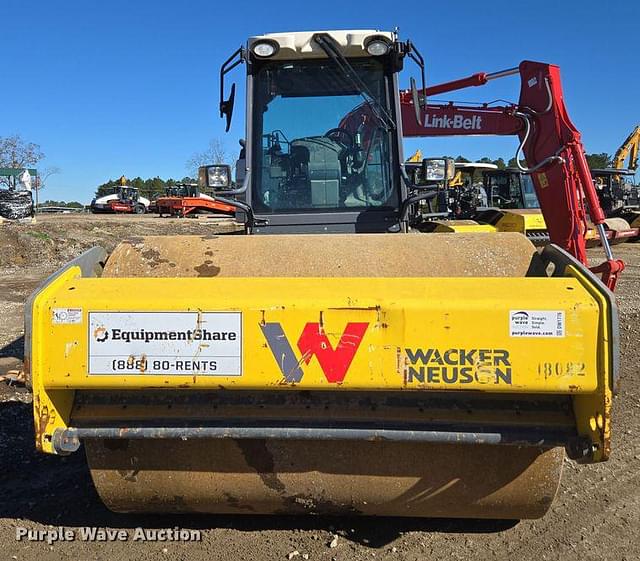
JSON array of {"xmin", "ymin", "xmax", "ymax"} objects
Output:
[{"xmin": 248, "ymin": 30, "xmax": 394, "ymax": 59}]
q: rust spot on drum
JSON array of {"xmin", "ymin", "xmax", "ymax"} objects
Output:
[
  {"xmin": 235, "ymin": 440, "xmax": 286, "ymax": 494},
  {"xmin": 141, "ymin": 248, "xmax": 171, "ymax": 269},
  {"xmin": 223, "ymin": 493, "xmax": 256, "ymax": 512},
  {"xmin": 194, "ymin": 260, "xmax": 221, "ymax": 277},
  {"xmin": 117, "ymin": 469, "xmax": 140, "ymax": 482}
]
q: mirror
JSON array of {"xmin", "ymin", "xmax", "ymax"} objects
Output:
[
  {"xmin": 235, "ymin": 139, "xmax": 246, "ymax": 184},
  {"xmin": 410, "ymin": 77, "xmax": 422, "ymax": 126},
  {"xmin": 219, "ymin": 46, "xmax": 244, "ymax": 132},
  {"xmin": 220, "ymin": 83, "xmax": 236, "ymax": 132}
]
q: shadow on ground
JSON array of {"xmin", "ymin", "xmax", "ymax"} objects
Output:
[
  {"xmin": 1, "ymin": 336, "xmax": 24, "ymax": 361},
  {"xmin": 0, "ymin": 400, "xmax": 517, "ymax": 547}
]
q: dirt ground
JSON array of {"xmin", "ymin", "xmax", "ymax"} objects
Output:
[{"xmin": 1, "ymin": 214, "xmax": 638, "ymax": 561}]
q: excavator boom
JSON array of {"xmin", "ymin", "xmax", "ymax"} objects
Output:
[
  {"xmin": 613, "ymin": 125, "xmax": 640, "ymax": 171},
  {"xmin": 401, "ymin": 61, "xmax": 624, "ymax": 290}
]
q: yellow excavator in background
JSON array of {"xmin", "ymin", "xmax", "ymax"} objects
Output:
[
  {"xmin": 591, "ymin": 125, "xmax": 640, "ymax": 236},
  {"xmin": 613, "ymin": 125, "xmax": 639, "ymax": 172},
  {"xmin": 613, "ymin": 125, "xmax": 640, "ymax": 233}
]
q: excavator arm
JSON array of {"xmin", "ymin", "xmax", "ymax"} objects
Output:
[
  {"xmin": 401, "ymin": 61, "xmax": 624, "ymax": 290},
  {"xmin": 613, "ymin": 125, "xmax": 639, "ymax": 171}
]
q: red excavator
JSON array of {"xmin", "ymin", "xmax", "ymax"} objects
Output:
[{"xmin": 398, "ymin": 60, "xmax": 624, "ymax": 289}]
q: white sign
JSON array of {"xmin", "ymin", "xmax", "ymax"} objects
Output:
[
  {"xmin": 509, "ymin": 310, "xmax": 565, "ymax": 338},
  {"xmin": 52, "ymin": 308, "xmax": 83, "ymax": 324},
  {"xmin": 88, "ymin": 312, "xmax": 242, "ymax": 375}
]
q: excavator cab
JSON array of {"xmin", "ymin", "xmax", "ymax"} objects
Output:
[
  {"xmin": 483, "ymin": 168, "xmax": 539, "ymax": 210},
  {"xmin": 591, "ymin": 168, "xmax": 639, "ymax": 215}
]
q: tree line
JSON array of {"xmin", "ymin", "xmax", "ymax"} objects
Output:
[
  {"xmin": 454, "ymin": 153, "xmax": 611, "ymax": 169},
  {"xmin": 0, "ymin": 133, "xmax": 619, "ymax": 205},
  {"xmin": 94, "ymin": 176, "xmax": 196, "ymax": 200},
  {"xmin": 38, "ymin": 200, "xmax": 84, "ymax": 208},
  {"xmin": 93, "ymin": 153, "xmax": 617, "ymax": 200}
]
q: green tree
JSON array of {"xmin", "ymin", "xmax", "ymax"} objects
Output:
[
  {"xmin": 585, "ymin": 153, "xmax": 612, "ymax": 169},
  {"xmin": 0, "ymin": 134, "xmax": 44, "ymax": 168},
  {"xmin": 0, "ymin": 134, "xmax": 46, "ymax": 189},
  {"xmin": 95, "ymin": 179, "xmax": 120, "ymax": 198},
  {"xmin": 186, "ymin": 139, "xmax": 230, "ymax": 177},
  {"xmin": 94, "ymin": 176, "xmax": 197, "ymax": 199}
]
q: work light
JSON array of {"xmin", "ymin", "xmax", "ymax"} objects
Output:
[
  {"xmin": 252, "ymin": 40, "xmax": 279, "ymax": 58},
  {"xmin": 365, "ymin": 37, "xmax": 390, "ymax": 56}
]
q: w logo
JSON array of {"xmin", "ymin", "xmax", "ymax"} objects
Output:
[{"xmin": 261, "ymin": 322, "xmax": 369, "ymax": 383}]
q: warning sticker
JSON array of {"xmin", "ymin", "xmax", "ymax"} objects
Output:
[
  {"xmin": 52, "ymin": 308, "xmax": 83, "ymax": 324},
  {"xmin": 510, "ymin": 310, "xmax": 565, "ymax": 338},
  {"xmin": 88, "ymin": 311, "xmax": 242, "ymax": 375}
]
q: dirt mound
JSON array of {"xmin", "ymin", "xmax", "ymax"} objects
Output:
[{"xmin": 0, "ymin": 214, "xmax": 240, "ymax": 275}]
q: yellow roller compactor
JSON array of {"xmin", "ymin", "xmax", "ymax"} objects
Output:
[{"xmin": 27, "ymin": 30, "xmax": 622, "ymax": 519}]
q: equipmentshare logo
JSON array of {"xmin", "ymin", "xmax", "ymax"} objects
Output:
[{"xmin": 92, "ymin": 328, "xmax": 237, "ymax": 343}]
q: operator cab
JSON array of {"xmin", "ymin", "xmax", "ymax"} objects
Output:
[
  {"xmin": 483, "ymin": 168, "xmax": 539, "ymax": 209},
  {"xmin": 201, "ymin": 30, "xmax": 450, "ymax": 234},
  {"xmin": 591, "ymin": 168, "xmax": 639, "ymax": 215},
  {"xmin": 118, "ymin": 186, "xmax": 140, "ymax": 202},
  {"xmin": 165, "ymin": 184, "xmax": 200, "ymax": 198}
]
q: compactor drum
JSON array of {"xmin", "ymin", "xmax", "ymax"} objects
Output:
[
  {"xmin": 28, "ymin": 30, "xmax": 619, "ymax": 520},
  {"xmin": 84, "ymin": 233, "xmax": 561, "ymax": 517},
  {"xmin": 87, "ymin": 433, "xmax": 564, "ymax": 518}
]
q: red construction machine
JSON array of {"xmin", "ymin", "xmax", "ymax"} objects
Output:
[
  {"xmin": 155, "ymin": 183, "xmax": 237, "ymax": 217},
  {"xmin": 399, "ymin": 60, "xmax": 625, "ymax": 288}
]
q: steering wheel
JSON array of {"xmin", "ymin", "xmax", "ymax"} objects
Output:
[{"xmin": 324, "ymin": 127, "xmax": 354, "ymax": 148}]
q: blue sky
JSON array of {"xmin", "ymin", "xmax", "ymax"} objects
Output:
[{"xmin": 1, "ymin": 0, "xmax": 638, "ymax": 202}]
